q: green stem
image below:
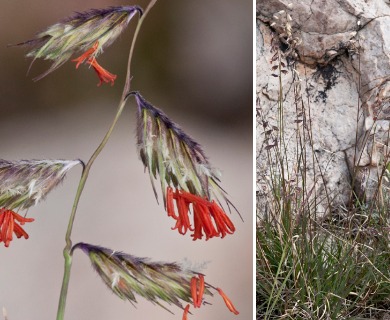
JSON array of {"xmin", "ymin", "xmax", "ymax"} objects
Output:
[
  {"xmin": 55, "ymin": 101, "xmax": 125, "ymax": 320},
  {"xmin": 55, "ymin": 1, "xmax": 158, "ymax": 319}
]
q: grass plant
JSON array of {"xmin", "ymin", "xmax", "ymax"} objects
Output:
[{"xmin": 256, "ymin": 23, "xmax": 390, "ymax": 319}]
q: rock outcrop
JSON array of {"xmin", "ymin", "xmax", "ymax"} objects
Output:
[{"xmin": 256, "ymin": 0, "xmax": 390, "ymax": 216}]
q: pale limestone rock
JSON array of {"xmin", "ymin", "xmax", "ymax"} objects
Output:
[{"xmin": 257, "ymin": 0, "xmax": 390, "ymax": 215}]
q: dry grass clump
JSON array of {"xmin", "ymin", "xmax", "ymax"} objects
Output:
[{"xmin": 256, "ymin": 9, "xmax": 390, "ymax": 318}]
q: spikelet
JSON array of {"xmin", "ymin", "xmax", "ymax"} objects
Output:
[
  {"xmin": 74, "ymin": 243, "xmax": 239, "ymax": 316},
  {"xmin": 129, "ymin": 91, "xmax": 237, "ymax": 210},
  {"xmin": 127, "ymin": 92, "xmax": 241, "ymax": 240},
  {"xmin": 73, "ymin": 242, "xmax": 210, "ymax": 311},
  {"xmin": 13, "ymin": 6, "xmax": 142, "ymax": 82},
  {"xmin": 0, "ymin": 159, "xmax": 82, "ymax": 210}
]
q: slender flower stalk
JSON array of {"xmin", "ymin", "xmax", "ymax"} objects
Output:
[
  {"xmin": 14, "ymin": 6, "xmax": 142, "ymax": 84},
  {"xmin": 55, "ymin": 2, "xmax": 157, "ymax": 319},
  {"xmin": 0, "ymin": 208, "xmax": 34, "ymax": 247},
  {"xmin": 127, "ymin": 91, "xmax": 241, "ymax": 239},
  {"xmin": 73, "ymin": 243, "xmax": 239, "ymax": 318}
]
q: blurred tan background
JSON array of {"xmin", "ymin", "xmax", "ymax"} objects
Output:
[{"xmin": 0, "ymin": 0, "xmax": 252, "ymax": 319}]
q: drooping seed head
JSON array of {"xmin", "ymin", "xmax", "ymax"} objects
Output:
[
  {"xmin": 0, "ymin": 159, "xmax": 82, "ymax": 210},
  {"xmin": 74, "ymin": 243, "xmax": 239, "ymax": 317},
  {"xmin": 129, "ymin": 91, "xmax": 237, "ymax": 210},
  {"xmin": 14, "ymin": 6, "xmax": 142, "ymax": 81},
  {"xmin": 73, "ymin": 242, "xmax": 211, "ymax": 312}
]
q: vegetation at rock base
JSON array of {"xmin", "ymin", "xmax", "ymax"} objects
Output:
[{"xmin": 256, "ymin": 9, "xmax": 390, "ymax": 318}]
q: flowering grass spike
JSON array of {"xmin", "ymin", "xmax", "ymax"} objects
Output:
[
  {"xmin": 0, "ymin": 159, "xmax": 81, "ymax": 210},
  {"xmin": 127, "ymin": 91, "xmax": 241, "ymax": 240},
  {"xmin": 73, "ymin": 243, "xmax": 239, "ymax": 319},
  {"xmin": 0, "ymin": 208, "xmax": 34, "ymax": 247},
  {"xmin": 14, "ymin": 6, "xmax": 143, "ymax": 85}
]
